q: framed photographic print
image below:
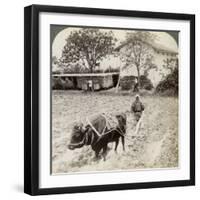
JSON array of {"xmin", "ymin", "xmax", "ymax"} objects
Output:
[{"xmin": 24, "ymin": 4, "xmax": 195, "ymax": 195}]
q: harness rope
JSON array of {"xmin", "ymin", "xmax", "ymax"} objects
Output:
[
  {"xmin": 86, "ymin": 117, "xmax": 102, "ymax": 137},
  {"xmin": 86, "ymin": 114, "xmax": 125, "ymax": 139},
  {"xmin": 71, "ymin": 112, "xmax": 144, "ymax": 148}
]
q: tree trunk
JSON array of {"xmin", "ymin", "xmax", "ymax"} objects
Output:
[
  {"xmin": 115, "ymin": 76, "xmax": 121, "ymax": 93},
  {"xmin": 86, "ymin": 58, "xmax": 95, "ymax": 73},
  {"xmin": 115, "ymin": 65, "xmax": 122, "ymax": 93},
  {"xmin": 136, "ymin": 65, "xmax": 141, "ymax": 89},
  {"xmin": 90, "ymin": 66, "xmax": 93, "ymax": 73},
  {"xmin": 87, "ymin": 62, "xmax": 95, "ymax": 73}
]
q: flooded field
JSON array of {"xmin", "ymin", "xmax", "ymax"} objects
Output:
[{"xmin": 52, "ymin": 90, "xmax": 178, "ymax": 174}]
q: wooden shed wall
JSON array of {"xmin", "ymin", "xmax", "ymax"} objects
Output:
[
  {"xmin": 77, "ymin": 75, "xmax": 114, "ymax": 90},
  {"xmin": 52, "ymin": 74, "xmax": 117, "ymax": 90}
]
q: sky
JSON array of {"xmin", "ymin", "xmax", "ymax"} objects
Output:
[{"xmin": 52, "ymin": 27, "xmax": 178, "ymax": 59}]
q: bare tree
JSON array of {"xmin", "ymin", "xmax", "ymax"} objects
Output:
[
  {"xmin": 120, "ymin": 31, "xmax": 157, "ymax": 88},
  {"xmin": 61, "ymin": 28, "xmax": 116, "ymax": 73}
]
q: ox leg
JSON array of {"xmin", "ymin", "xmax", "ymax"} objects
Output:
[
  {"xmin": 102, "ymin": 145, "xmax": 108, "ymax": 161},
  {"xmin": 94, "ymin": 151, "xmax": 101, "ymax": 161},
  {"xmin": 114, "ymin": 138, "xmax": 119, "ymax": 153},
  {"xmin": 121, "ymin": 136, "xmax": 125, "ymax": 151}
]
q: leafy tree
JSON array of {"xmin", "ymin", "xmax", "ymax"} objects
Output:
[
  {"xmin": 163, "ymin": 58, "xmax": 177, "ymax": 73},
  {"xmin": 120, "ymin": 31, "xmax": 157, "ymax": 88},
  {"xmin": 158, "ymin": 57, "xmax": 178, "ymax": 78},
  {"xmin": 61, "ymin": 28, "xmax": 116, "ymax": 73},
  {"xmin": 156, "ymin": 58, "xmax": 178, "ymax": 95}
]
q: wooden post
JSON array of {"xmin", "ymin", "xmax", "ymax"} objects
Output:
[{"xmin": 115, "ymin": 75, "xmax": 121, "ymax": 93}]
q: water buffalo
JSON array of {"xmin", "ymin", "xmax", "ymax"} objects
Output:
[{"xmin": 68, "ymin": 113, "xmax": 126, "ymax": 160}]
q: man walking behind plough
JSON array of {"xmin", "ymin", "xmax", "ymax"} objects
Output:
[{"xmin": 131, "ymin": 95, "xmax": 145, "ymax": 122}]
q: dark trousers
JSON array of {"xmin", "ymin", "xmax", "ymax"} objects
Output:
[{"xmin": 134, "ymin": 112, "xmax": 142, "ymax": 122}]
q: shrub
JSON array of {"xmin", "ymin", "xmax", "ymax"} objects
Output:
[
  {"xmin": 120, "ymin": 76, "xmax": 135, "ymax": 90},
  {"xmin": 156, "ymin": 68, "xmax": 178, "ymax": 95},
  {"xmin": 120, "ymin": 75, "xmax": 153, "ymax": 91},
  {"xmin": 140, "ymin": 75, "xmax": 154, "ymax": 90},
  {"xmin": 52, "ymin": 77, "xmax": 74, "ymax": 90}
]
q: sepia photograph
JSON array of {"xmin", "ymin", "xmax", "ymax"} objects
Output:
[
  {"xmin": 24, "ymin": 5, "xmax": 195, "ymax": 195},
  {"xmin": 51, "ymin": 25, "xmax": 179, "ymax": 174}
]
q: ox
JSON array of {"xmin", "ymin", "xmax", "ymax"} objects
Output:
[{"xmin": 68, "ymin": 113, "xmax": 126, "ymax": 160}]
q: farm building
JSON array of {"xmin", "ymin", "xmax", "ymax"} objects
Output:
[{"xmin": 52, "ymin": 72, "xmax": 119, "ymax": 91}]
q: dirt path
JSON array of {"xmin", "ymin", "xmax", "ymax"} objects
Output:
[{"xmin": 141, "ymin": 132, "xmax": 168, "ymax": 167}]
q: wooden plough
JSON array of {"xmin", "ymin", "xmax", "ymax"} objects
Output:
[
  {"xmin": 133, "ymin": 112, "xmax": 144, "ymax": 136},
  {"xmin": 124, "ymin": 111, "xmax": 145, "ymax": 142}
]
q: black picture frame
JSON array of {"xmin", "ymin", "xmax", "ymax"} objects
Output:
[{"xmin": 24, "ymin": 4, "xmax": 195, "ymax": 196}]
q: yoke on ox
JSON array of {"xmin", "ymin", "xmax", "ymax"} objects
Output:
[{"xmin": 68, "ymin": 113, "xmax": 126, "ymax": 160}]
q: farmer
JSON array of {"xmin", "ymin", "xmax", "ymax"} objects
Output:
[
  {"xmin": 131, "ymin": 95, "xmax": 145, "ymax": 122},
  {"xmin": 88, "ymin": 80, "xmax": 93, "ymax": 91},
  {"xmin": 133, "ymin": 77, "xmax": 139, "ymax": 92}
]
